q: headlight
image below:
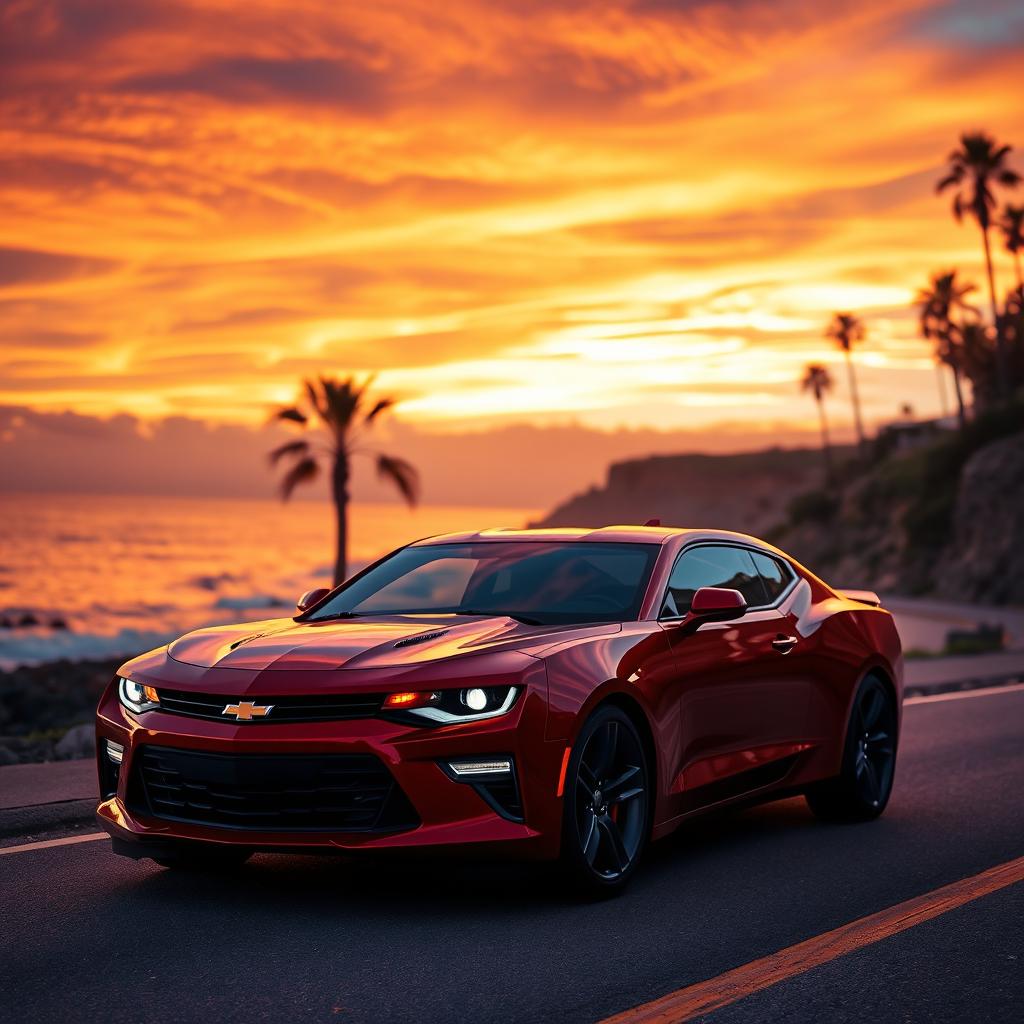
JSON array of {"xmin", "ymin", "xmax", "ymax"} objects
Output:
[
  {"xmin": 118, "ymin": 676, "xmax": 160, "ymax": 714},
  {"xmin": 383, "ymin": 686, "xmax": 519, "ymax": 724}
]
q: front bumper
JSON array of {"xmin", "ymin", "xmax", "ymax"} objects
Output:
[{"xmin": 95, "ymin": 669, "xmax": 566, "ymax": 862}]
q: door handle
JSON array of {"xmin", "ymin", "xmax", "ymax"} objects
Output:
[{"xmin": 772, "ymin": 634, "xmax": 799, "ymax": 654}]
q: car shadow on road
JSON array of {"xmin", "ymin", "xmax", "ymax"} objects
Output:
[{"xmin": 123, "ymin": 796, "xmax": 832, "ymax": 916}]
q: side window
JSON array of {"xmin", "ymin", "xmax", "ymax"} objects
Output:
[
  {"xmin": 749, "ymin": 551, "xmax": 792, "ymax": 604},
  {"xmin": 661, "ymin": 546, "xmax": 767, "ymax": 617}
]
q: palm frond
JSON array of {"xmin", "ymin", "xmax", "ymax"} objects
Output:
[
  {"xmin": 279, "ymin": 456, "xmax": 319, "ymax": 501},
  {"xmin": 268, "ymin": 439, "xmax": 310, "ymax": 465},
  {"xmin": 275, "ymin": 406, "xmax": 308, "ymax": 426},
  {"xmin": 376, "ymin": 454, "xmax": 419, "ymax": 508},
  {"xmin": 304, "ymin": 379, "xmax": 329, "ymax": 425},
  {"xmin": 364, "ymin": 397, "xmax": 396, "ymax": 423}
]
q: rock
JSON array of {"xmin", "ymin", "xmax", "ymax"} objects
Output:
[{"xmin": 54, "ymin": 723, "xmax": 95, "ymax": 760}]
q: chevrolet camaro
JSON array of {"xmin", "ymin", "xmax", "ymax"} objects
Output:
[{"xmin": 96, "ymin": 525, "xmax": 902, "ymax": 894}]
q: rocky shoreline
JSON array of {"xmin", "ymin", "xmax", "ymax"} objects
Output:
[{"xmin": 0, "ymin": 656, "xmax": 122, "ymax": 764}]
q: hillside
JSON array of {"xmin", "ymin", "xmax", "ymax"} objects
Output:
[
  {"xmin": 771, "ymin": 418, "xmax": 1024, "ymax": 602},
  {"xmin": 534, "ymin": 409, "xmax": 1024, "ymax": 604}
]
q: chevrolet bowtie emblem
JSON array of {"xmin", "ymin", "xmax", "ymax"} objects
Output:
[{"xmin": 222, "ymin": 700, "xmax": 274, "ymax": 721}]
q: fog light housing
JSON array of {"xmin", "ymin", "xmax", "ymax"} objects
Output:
[{"xmin": 439, "ymin": 755, "xmax": 523, "ymax": 822}]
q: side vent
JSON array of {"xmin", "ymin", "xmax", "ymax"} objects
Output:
[{"xmin": 394, "ymin": 630, "xmax": 449, "ymax": 649}]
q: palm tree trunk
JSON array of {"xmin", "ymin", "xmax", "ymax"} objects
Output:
[
  {"xmin": 332, "ymin": 453, "xmax": 350, "ymax": 586},
  {"xmin": 950, "ymin": 364, "xmax": 967, "ymax": 430},
  {"xmin": 980, "ymin": 224, "xmax": 1009, "ymax": 399},
  {"xmin": 816, "ymin": 396, "xmax": 833, "ymax": 482},
  {"xmin": 935, "ymin": 363, "xmax": 949, "ymax": 418},
  {"xmin": 843, "ymin": 349, "xmax": 865, "ymax": 447}
]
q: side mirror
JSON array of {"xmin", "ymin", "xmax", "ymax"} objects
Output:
[
  {"xmin": 681, "ymin": 587, "xmax": 747, "ymax": 633},
  {"xmin": 296, "ymin": 587, "xmax": 331, "ymax": 613}
]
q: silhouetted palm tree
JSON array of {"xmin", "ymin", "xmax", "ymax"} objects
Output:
[
  {"xmin": 825, "ymin": 313, "xmax": 866, "ymax": 447},
  {"xmin": 936, "ymin": 132, "xmax": 1021, "ymax": 396},
  {"xmin": 270, "ymin": 376, "xmax": 419, "ymax": 585},
  {"xmin": 916, "ymin": 271, "xmax": 979, "ymax": 429},
  {"xmin": 800, "ymin": 363, "xmax": 834, "ymax": 480},
  {"xmin": 999, "ymin": 204, "xmax": 1024, "ymax": 290}
]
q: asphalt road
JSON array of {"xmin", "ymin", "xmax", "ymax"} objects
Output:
[{"xmin": 2, "ymin": 687, "xmax": 1022, "ymax": 1024}]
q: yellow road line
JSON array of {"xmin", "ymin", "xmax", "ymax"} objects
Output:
[{"xmin": 600, "ymin": 854, "xmax": 1024, "ymax": 1024}]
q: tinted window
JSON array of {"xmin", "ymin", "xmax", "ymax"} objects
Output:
[
  {"xmin": 750, "ymin": 551, "xmax": 792, "ymax": 604},
  {"xmin": 661, "ymin": 545, "xmax": 767, "ymax": 617},
  {"xmin": 312, "ymin": 542, "xmax": 660, "ymax": 625}
]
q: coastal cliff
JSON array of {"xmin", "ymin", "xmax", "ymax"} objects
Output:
[{"xmin": 532, "ymin": 447, "xmax": 833, "ymax": 537}]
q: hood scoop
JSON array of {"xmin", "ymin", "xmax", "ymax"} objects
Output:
[{"xmin": 393, "ymin": 629, "xmax": 449, "ymax": 648}]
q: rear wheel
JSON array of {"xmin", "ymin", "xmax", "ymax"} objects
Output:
[
  {"xmin": 806, "ymin": 675, "xmax": 897, "ymax": 822},
  {"xmin": 154, "ymin": 844, "xmax": 252, "ymax": 871},
  {"xmin": 560, "ymin": 705, "xmax": 650, "ymax": 897}
]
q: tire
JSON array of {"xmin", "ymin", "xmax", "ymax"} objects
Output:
[
  {"xmin": 560, "ymin": 705, "xmax": 651, "ymax": 897},
  {"xmin": 806, "ymin": 674, "xmax": 898, "ymax": 823},
  {"xmin": 153, "ymin": 844, "xmax": 252, "ymax": 871}
]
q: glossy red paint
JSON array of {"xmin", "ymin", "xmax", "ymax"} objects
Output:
[{"xmin": 95, "ymin": 525, "xmax": 903, "ymax": 863}]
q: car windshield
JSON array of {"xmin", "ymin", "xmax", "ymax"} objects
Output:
[{"xmin": 309, "ymin": 541, "xmax": 660, "ymax": 625}]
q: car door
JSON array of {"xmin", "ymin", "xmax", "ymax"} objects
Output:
[{"xmin": 660, "ymin": 544, "xmax": 810, "ymax": 811}]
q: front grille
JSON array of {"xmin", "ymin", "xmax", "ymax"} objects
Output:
[
  {"xmin": 129, "ymin": 746, "xmax": 418, "ymax": 833},
  {"xmin": 156, "ymin": 688, "xmax": 385, "ymax": 723}
]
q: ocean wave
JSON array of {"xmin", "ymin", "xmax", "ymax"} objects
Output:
[
  {"xmin": 189, "ymin": 571, "xmax": 245, "ymax": 591},
  {"xmin": 0, "ymin": 627, "xmax": 174, "ymax": 672}
]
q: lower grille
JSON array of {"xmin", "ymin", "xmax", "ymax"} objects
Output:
[{"xmin": 129, "ymin": 746, "xmax": 418, "ymax": 833}]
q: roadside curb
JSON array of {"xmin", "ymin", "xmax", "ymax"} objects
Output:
[
  {"xmin": 0, "ymin": 799, "xmax": 96, "ymax": 839},
  {"xmin": 903, "ymin": 670, "xmax": 1023, "ymax": 700}
]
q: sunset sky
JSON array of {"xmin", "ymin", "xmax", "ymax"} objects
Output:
[{"xmin": 2, "ymin": 0, "xmax": 1024, "ymax": 456}]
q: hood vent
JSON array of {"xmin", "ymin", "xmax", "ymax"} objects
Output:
[
  {"xmin": 229, "ymin": 632, "xmax": 267, "ymax": 651},
  {"xmin": 394, "ymin": 630, "xmax": 449, "ymax": 649}
]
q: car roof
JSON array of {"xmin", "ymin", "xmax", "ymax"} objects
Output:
[{"xmin": 410, "ymin": 525, "xmax": 772, "ymax": 547}]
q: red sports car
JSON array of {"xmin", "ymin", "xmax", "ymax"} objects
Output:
[{"xmin": 96, "ymin": 525, "xmax": 902, "ymax": 893}]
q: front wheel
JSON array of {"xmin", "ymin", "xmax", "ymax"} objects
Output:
[
  {"xmin": 560, "ymin": 705, "xmax": 651, "ymax": 897},
  {"xmin": 806, "ymin": 674, "xmax": 898, "ymax": 822}
]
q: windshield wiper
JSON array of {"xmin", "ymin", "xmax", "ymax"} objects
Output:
[
  {"xmin": 312, "ymin": 611, "xmax": 363, "ymax": 621},
  {"xmin": 453, "ymin": 609, "xmax": 545, "ymax": 626}
]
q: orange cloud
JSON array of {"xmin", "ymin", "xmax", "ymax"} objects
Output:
[{"xmin": 1, "ymin": 0, "xmax": 1023, "ymax": 437}]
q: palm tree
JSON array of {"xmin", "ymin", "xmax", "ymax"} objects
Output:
[
  {"xmin": 999, "ymin": 204, "xmax": 1024, "ymax": 290},
  {"xmin": 915, "ymin": 271, "xmax": 979, "ymax": 429},
  {"xmin": 825, "ymin": 313, "xmax": 866, "ymax": 447},
  {"xmin": 270, "ymin": 376, "xmax": 419, "ymax": 585},
  {"xmin": 800, "ymin": 363, "xmax": 834, "ymax": 480},
  {"xmin": 936, "ymin": 132, "xmax": 1021, "ymax": 397}
]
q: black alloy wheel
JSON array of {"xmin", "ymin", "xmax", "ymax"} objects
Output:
[
  {"xmin": 562, "ymin": 705, "xmax": 650, "ymax": 895},
  {"xmin": 807, "ymin": 675, "xmax": 898, "ymax": 822}
]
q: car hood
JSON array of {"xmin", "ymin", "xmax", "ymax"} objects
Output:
[{"xmin": 166, "ymin": 614, "xmax": 619, "ymax": 671}]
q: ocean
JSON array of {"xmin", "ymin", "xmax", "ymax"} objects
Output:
[{"xmin": 0, "ymin": 494, "xmax": 538, "ymax": 669}]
